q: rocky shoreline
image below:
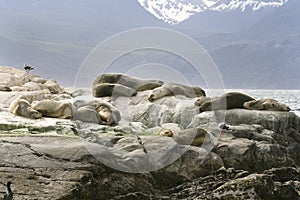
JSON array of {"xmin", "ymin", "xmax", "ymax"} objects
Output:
[{"xmin": 1, "ymin": 66, "xmax": 300, "ymax": 199}]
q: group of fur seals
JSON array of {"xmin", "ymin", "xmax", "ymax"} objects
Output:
[
  {"xmin": 10, "ymin": 97, "xmax": 121, "ymax": 125},
  {"xmin": 195, "ymin": 92, "xmax": 290, "ymax": 112},
  {"xmin": 92, "ymin": 73, "xmax": 164, "ymax": 97},
  {"xmin": 10, "ymin": 98, "xmax": 74, "ymax": 119},
  {"xmin": 198, "ymin": 92, "xmax": 255, "ymax": 112},
  {"xmin": 9, "ymin": 90, "xmax": 121, "ymax": 125},
  {"xmin": 148, "ymin": 83, "xmax": 206, "ymax": 102},
  {"xmin": 160, "ymin": 128, "xmax": 211, "ymax": 146},
  {"xmin": 92, "ymin": 74, "xmax": 207, "ymax": 102}
]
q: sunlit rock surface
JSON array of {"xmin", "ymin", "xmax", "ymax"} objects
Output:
[{"xmin": 0, "ymin": 66, "xmax": 299, "ymax": 199}]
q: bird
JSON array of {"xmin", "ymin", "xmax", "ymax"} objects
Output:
[
  {"xmin": 219, "ymin": 122, "xmax": 230, "ymax": 130},
  {"xmin": 24, "ymin": 64, "xmax": 34, "ymax": 74},
  {"xmin": 3, "ymin": 181, "xmax": 13, "ymax": 200},
  {"xmin": 136, "ymin": 136, "xmax": 147, "ymax": 153}
]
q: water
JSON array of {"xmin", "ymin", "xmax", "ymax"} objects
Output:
[{"xmin": 206, "ymin": 89, "xmax": 300, "ymax": 117}]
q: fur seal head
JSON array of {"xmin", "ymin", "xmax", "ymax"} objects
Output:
[
  {"xmin": 10, "ymin": 99, "xmax": 42, "ymax": 119},
  {"xmin": 159, "ymin": 129, "xmax": 174, "ymax": 137},
  {"xmin": 97, "ymin": 105, "xmax": 113, "ymax": 125}
]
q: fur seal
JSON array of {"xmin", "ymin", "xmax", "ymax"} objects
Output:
[
  {"xmin": 160, "ymin": 128, "xmax": 211, "ymax": 146},
  {"xmin": 9, "ymin": 98, "xmax": 42, "ymax": 119},
  {"xmin": 74, "ymin": 106, "xmax": 101, "ymax": 124},
  {"xmin": 93, "ymin": 83, "xmax": 137, "ymax": 97},
  {"xmin": 159, "ymin": 129, "xmax": 174, "ymax": 137},
  {"xmin": 194, "ymin": 96, "xmax": 212, "ymax": 107},
  {"xmin": 32, "ymin": 100, "xmax": 74, "ymax": 119},
  {"xmin": 243, "ymin": 98, "xmax": 290, "ymax": 112},
  {"xmin": 74, "ymin": 100, "xmax": 121, "ymax": 125},
  {"xmin": 148, "ymin": 83, "xmax": 206, "ymax": 102},
  {"xmin": 96, "ymin": 105, "xmax": 114, "ymax": 125},
  {"xmin": 92, "ymin": 73, "xmax": 164, "ymax": 91},
  {"xmin": 173, "ymin": 128, "xmax": 211, "ymax": 146},
  {"xmin": 199, "ymin": 92, "xmax": 255, "ymax": 112},
  {"xmin": 0, "ymin": 85, "xmax": 12, "ymax": 92}
]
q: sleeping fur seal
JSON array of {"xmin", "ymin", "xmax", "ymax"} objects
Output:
[
  {"xmin": 9, "ymin": 98, "xmax": 42, "ymax": 119},
  {"xmin": 92, "ymin": 73, "xmax": 164, "ymax": 91},
  {"xmin": 148, "ymin": 83, "xmax": 206, "ymax": 102},
  {"xmin": 93, "ymin": 83, "xmax": 137, "ymax": 97},
  {"xmin": 32, "ymin": 100, "xmax": 74, "ymax": 119},
  {"xmin": 199, "ymin": 92, "xmax": 255, "ymax": 112},
  {"xmin": 160, "ymin": 128, "xmax": 211, "ymax": 146},
  {"xmin": 243, "ymin": 98, "xmax": 290, "ymax": 112},
  {"xmin": 74, "ymin": 100, "xmax": 121, "ymax": 126}
]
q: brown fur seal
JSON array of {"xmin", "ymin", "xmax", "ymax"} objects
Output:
[
  {"xmin": 9, "ymin": 98, "xmax": 42, "ymax": 119},
  {"xmin": 173, "ymin": 128, "xmax": 211, "ymax": 146},
  {"xmin": 194, "ymin": 96, "xmax": 212, "ymax": 107},
  {"xmin": 243, "ymin": 98, "xmax": 290, "ymax": 112},
  {"xmin": 74, "ymin": 106, "xmax": 101, "ymax": 124},
  {"xmin": 159, "ymin": 129, "xmax": 174, "ymax": 137},
  {"xmin": 32, "ymin": 100, "xmax": 74, "ymax": 119},
  {"xmin": 160, "ymin": 128, "xmax": 211, "ymax": 146},
  {"xmin": 199, "ymin": 92, "xmax": 255, "ymax": 112},
  {"xmin": 92, "ymin": 73, "xmax": 163, "ymax": 91},
  {"xmin": 96, "ymin": 105, "xmax": 114, "ymax": 125},
  {"xmin": 148, "ymin": 83, "xmax": 206, "ymax": 102},
  {"xmin": 74, "ymin": 100, "xmax": 121, "ymax": 126},
  {"xmin": 93, "ymin": 83, "xmax": 137, "ymax": 97}
]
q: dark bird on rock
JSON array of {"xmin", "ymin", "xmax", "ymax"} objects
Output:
[
  {"xmin": 3, "ymin": 181, "xmax": 13, "ymax": 200},
  {"xmin": 136, "ymin": 136, "xmax": 147, "ymax": 153},
  {"xmin": 24, "ymin": 64, "xmax": 34, "ymax": 74},
  {"xmin": 219, "ymin": 122, "xmax": 230, "ymax": 130}
]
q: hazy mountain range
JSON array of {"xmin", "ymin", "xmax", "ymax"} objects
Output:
[{"xmin": 0, "ymin": 0, "xmax": 299, "ymax": 89}]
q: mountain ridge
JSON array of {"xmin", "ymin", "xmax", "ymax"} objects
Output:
[{"xmin": 138, "ymin": 0, "xmax": 289, "ymax": 24}]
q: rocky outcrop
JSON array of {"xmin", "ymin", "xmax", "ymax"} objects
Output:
[
  {"xmin": 0, "ymin": 66, "xmax": 64, "ymax": 94},
  {"xmin": 1, "ymin": 67, "xmax": 300, "ymax": 199}
]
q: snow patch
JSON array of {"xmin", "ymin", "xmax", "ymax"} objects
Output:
[{"xmin": 138, "ymin": 0, "xmax": 289, "ymax": 24}]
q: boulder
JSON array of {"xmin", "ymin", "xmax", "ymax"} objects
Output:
[
  {"xmin": 11, "ymin": 82, "xmax": 49, "ymax": 92},
  {"xmin": 0, "ymin": 66, "xmax": 44, "ymax": 87},
  {"xmin": 44, "ymin": 79, "xmax": 64, "ymax": 94},
  {"xmin": 215, "ymin": 138, "xmax": 295, "ymax": 172},
  {"xmin": 122, "ymin": 91, "xmax": 199, "ymax": 128}
]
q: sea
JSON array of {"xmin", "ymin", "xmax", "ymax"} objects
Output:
[{"xmin": 205, "ymin": 89, "xmax": 300, "ymax": 117}]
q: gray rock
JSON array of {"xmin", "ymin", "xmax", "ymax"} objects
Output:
[
  {"xmin": 44, "ymin": 79, "xmax": 64, "ymax": 94},
  {"xmin": 74, "ymin": 106, "xmax": 101, "ymax": 124}
]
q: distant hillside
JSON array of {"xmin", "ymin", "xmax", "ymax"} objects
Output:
[{"xmin": 0, "ymin": 0, "xmax": 299, "ymax": 88}]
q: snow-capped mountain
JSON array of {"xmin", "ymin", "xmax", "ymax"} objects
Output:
[{"xmin": 137, "ymin": 0, "xmax": 289, "ymax": 24}]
